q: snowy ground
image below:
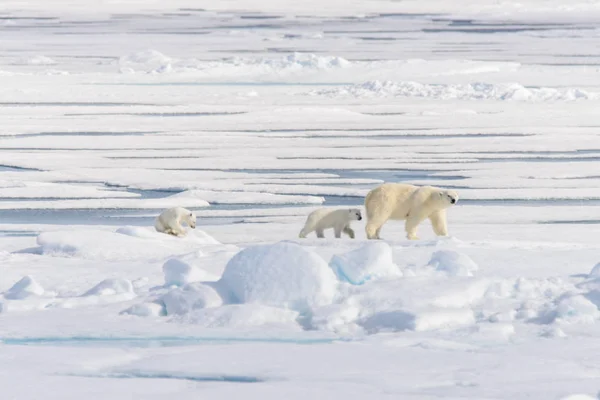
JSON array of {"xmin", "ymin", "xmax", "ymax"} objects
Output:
[{"xmin": 2, "ymin": 1, "xmax": 600, "ymax": 399}]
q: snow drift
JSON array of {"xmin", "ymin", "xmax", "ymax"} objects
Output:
[{"xmin": 310, "ymin": 80, "xmax": 600, "ymax": 102}]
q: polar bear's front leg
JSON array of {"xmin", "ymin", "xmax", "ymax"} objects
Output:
[
  {"xmin": 299, "ymin": 226, "xmax": 312, "ymax": 238},
  {"xmin": 334, "ymin": 225, "xmax": 343, "ymax": 238},
  {"xmin": 405, "ymin": 212, "xmax": 427, "ymax": 240},
  {"xmin": 316, "ymin": 229, "xmax": 325, "ymax": 238},
  {"xmin": 170, "ymin": 224, "xmax": 187, "ymax": 237},
  {"xmin": 429, "ymin": 209, "xmax": 448, "ymax": 236},
  {"xmin": 343, "ymin": 225, "xmax": 355, "ymax": 239}
]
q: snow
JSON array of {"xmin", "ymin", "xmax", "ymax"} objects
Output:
[
  {"xmin": 313, "ymin": 80, "xmax": 600, "ymax": 102},
  {"xmin": 329, "ymin": 242, "xmax": 402, "ymax": 285},
  {"xmin": 427, "ymin": 250, "xmax": 479, "ymax": 277},
  {"xmin": 2, "ymin": 1, "xmax": 600, "ymax": 398},
  {"xmin": 220, "ymin": 241, "xmax": 338, "ymax": 312},
  {"xmin": 589, "ymin": 263, "xmax": 600, "ymax": 278},
  {"xmin": 3, "ymin": 276, "xmax": 45, "ymax": 300},
  {"xmin": 159, "ymin": 282, "xmax": 223, "ymax": 316},
  {"xmin": 82, "ymin": 278, "xmax": 134, "ymax": 297},
  {"xmin": 162, "ymin": 258, "xmax": 213, "ymax": 287}
]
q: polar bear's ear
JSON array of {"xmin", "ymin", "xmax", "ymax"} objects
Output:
[{"xmin": 439, "ymin": 192, "xmax": 444, "ymax": 197}]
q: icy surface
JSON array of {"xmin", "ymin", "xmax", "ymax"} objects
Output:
[{"xmin": 2, "ymin": 1, "xmax": 600, "ymax": 398}]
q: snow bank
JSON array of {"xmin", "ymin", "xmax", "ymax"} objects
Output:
[
  {"xmin": 589, "ymin": 262, "xmax": 600, "ymax": 278},
  {"xmin": 163, "ymin": 258, "xmax": 211, "ymax": 286},
  {"xmin": 311, "ymin": 80, "xmax": 600, "ymax": 102},
  {"xmin": 82, "ymin": 278, "xmax": 134, "ymax": 297},
  {"xmin": 559, "ymin": 395, "xmax": 598, "ymax": 400},
  {"xmin": 13, "ymin": 55, "xmax": 57, "ymax": 66},
  {"xmin": 4, "ymin": 276, "xmax": 44, "ymax": 300},
  {"xmin": 121, "ymin": 302, "xmax": 165, "ymax": 317},
  {"xmin": 360, "ymin": 308, "xmax": 475, "ymax": 334},
  {"xmin": 178, "ymin": 304, "xmax": 302, "ymax": 330},
  {"xmin": 160, "ymin": 282, "xmax": 223, "ymax": 315},
  {"xmin": 118, "ymin": 49, "xmax": 173, "ymax": 74},
  {"xmin": 118, "ymin": 50, "xmax": 350, "ymax": 75},
  {"xmin": 554, "ymin": 294, "xmax": 600, "ymax": 324},
  {"xmin": 168, "ymin": 189, "xmax": 324, "ymax": 205},
  {"xmin": 220, "ymin": 241, "xmax": 338, "ymax": 312},
  {"xmin": 116, "ymin": 226, "xmax": 221, "ymax": 245},
  {"xmin": 329, "ymin": 242, "xmax": 402, "ymax": 285},
  {"xmin": 427, "ymin": 250, "xmax": 479, "ymax": 277},
  {"xmin": 35, "ymin": 228, "xmax": 209, "ymax": 261}
]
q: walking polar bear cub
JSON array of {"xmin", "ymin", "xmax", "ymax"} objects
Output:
[
  {"xmin": 299, "ymin": 208, "xmax": 362, "ymax": 239},
  {"xmin": 364, "ymin": 183, "xmax": 458, "ymax": 240},
  {"xmin": 155, "ymin": 207, "xmax": 197, "ymax": 237}
]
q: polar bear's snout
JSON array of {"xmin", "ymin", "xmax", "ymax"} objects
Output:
[
  {"xmin": 450, "ymin": 198, "xmax": 456, "ymax": 204},
  {"xmin": 350, "ymin": 209, "xmax": 362, "ymax": 221}
]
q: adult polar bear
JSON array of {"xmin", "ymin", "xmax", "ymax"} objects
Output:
[{"xmin": 364, "ymin": 183, "xmax": 458, "ymax": 240}]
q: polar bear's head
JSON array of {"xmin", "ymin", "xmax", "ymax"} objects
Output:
[
  {"xmin": 183, "ymin": 210, "xmax": 197, "ymax": 229},
  {"xmin": 348, "ymin": 208, "xmax": 362, "ymax": 221},
  {"xmin": 438, "ymin": 189, "xmax": 459, "ymax": 208}
]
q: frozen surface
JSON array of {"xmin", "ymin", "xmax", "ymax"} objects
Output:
[{"xmin": 2, "ymin": 0, "xmax": 600, "ymax": 399}]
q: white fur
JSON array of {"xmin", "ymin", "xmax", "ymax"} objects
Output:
[
  {"xmin": 364, "ymin": 183, "xmax": 458, "ymax": 240},
  {"xmin": 154, "ymin": 207, "xmax": 197, "ymax": 237},
  {"xmin": 299, "ymin": 208, "xmax": 362, "ymax": 239}
]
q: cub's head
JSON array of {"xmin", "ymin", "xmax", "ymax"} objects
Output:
[
  {"xmin": 439, "ymin": 189, "xmax": 459, "ymax": 207},
  {"xmin": 186, "ymin": 211, "xmax": 197, "ymax": 229},
  {"xmin": 348, "ymin": 208, "xmax": 362, "ymax": 221}
]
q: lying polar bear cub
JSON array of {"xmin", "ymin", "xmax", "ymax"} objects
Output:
[
  {"xmin": 155, "ymin": 207, "xmax": 196, "ymax": 237},
  {"xmin": 364, "ymin": 183, "xmax": 458, "ymax": 240},
  {"xmin": 299, "ymin": 208, "xmax": 362, "ymax": 239}
]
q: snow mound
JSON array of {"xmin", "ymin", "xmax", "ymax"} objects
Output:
[
  {"xmin": 589, "ymin": 262, "xmax": 600, "ymax": 278},
  {"xmin": 160, "ymin": 282, "xmax": 223, "ymax": 316},
  {"xmin": 117, "ymin": 51, "xmax": 349, "ymax": 75},
  {"xmin": 554, "ymin": 294, "xmax": 600, "ymax": 324},
  {"xmin": 117, "ymin": 225, "xmax": 220, "ymax": 245},
  {"xmin": 163, "ymin": 258, "xmax": 212, "ymax": 286},
  {"xmin": 329, "ymin": 242, "xmax": 402, "ymax": 285},
  {"xmin": 258, "ymin": 52, "xmax": 350, "ymax": 70},
  {"xmin": 559, "ymin": 395, "xmax": 598, "ymax": 400},
  {"xmin": 178, "ymin": 304, "xmax": 301, "ymax": 330},
  {"xmin": 220, "ymin": 241, "xmax": 338, "ymax": 312},
  {"xmin": 311, "ymin": 80, "xmax": 600, "ymax": 102},
  {"xmin": 119, "ymin": 49, "xmax": 173, "ymax": 73},
  {"xmin": 35, "ymin": 229, "xmax": 205, "ymax": 261},
  {"xmin": 169, "ymin": 189, "xmax": 323, "ymax": 205},
  {"xmin": 82, "ymin": 278, "xmax": 134, "ymax": 297},
  {"xmin": 15, "ymin": 55, "xmax": 57, "ymax": 65},
  {"xmin": 428, "ymin": 250, "xmax": 479, "ymax": 277},
  {"xmin": 360, "ymin": 308, "xmax": 475, "ymax": 334},
  {"xmin": 121, "ymin": 302, "xmax": 165, "ymax": 317},
  {"xmin": 4, "ymin": 276, "xmax": 45, "ymax": 300}
]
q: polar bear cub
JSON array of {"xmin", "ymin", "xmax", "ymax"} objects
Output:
[
  {"xmin": 299, "ymin": 208, "xmax": 362, "ymax": 239},
  {"xmin": 364, "ymin": 183, "xmax": 458, "ymax": 240},
  {"xmin": 155, "ymin": 207, "xmax": 197, "ymax": 237}
]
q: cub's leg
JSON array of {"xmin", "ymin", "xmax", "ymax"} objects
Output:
[{"xmin": 343, "ymin": 225, "xmax": 355, "ymax": 239}]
